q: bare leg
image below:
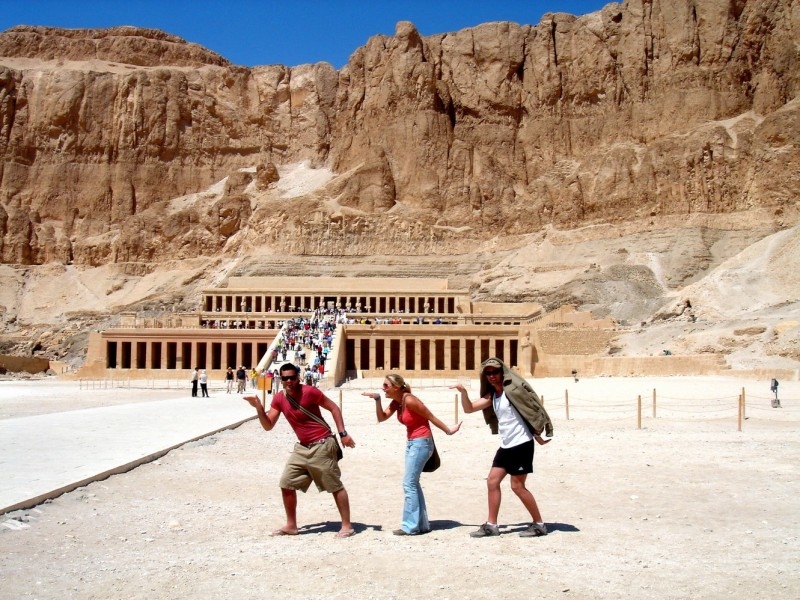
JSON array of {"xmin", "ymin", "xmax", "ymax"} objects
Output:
[
  {"xmin": 332, "ymin": 487, "xmax": 353, "ymax": 532},
  {"xmin": 276, "ymin": 487, "xmax": 299, "ymax": 534},
  {"xmin": 509, "ymin": 474, "xmax": 543, "ymax": 523},
  {"xmin": 486, "ymin": 467, "xmax": 506, "ymax": 524}
]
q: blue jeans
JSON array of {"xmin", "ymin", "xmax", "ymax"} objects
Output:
[{"xmin": 401, "ymin": 437, "xmax": 434, "ymax": 534}]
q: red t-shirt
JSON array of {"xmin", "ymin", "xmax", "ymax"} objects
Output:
[
  {"xmin": 271, "ymin": 385, "xmax": 332, "ymax": 445},
  {"xmin": 391, "ymin": 399, "xmax": 432, "ymax": 439}
]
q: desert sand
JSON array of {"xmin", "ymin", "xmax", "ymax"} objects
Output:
[{"xmin": 1, "ymin": 375, "xmax": 799, "ymax": 600}]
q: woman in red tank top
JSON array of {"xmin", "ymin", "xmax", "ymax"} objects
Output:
[{"xmin": 366, "ymin": 373, "xmax": 461, "ymax": 535}]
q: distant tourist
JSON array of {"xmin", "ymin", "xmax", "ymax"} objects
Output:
[
  {"xmin": 271, "ymin": 368, "xmax": 280, "ymax": 394},
  {"xmin": 236, "ymin": 366, "xmax": 247, "ymax": 393},
  {"xmin": 190, "ymin": 367, "xmax": 199, "ymax": 397},
  {"xmin": 452, "ymin": 358, "xmax": 552, "ymax": 538},
  {"xmin": 771, "ymin": 378, "xmax": 781, "ymax": 408},
  {"xmin": 225, "ymin": 367, "xmax": 234, "ymax": 393},
  {"xmin": 199, "ymin": 369, "xmax": 209, "ymax": 397},
  {"xmin": 242, "ymin": 363, "xmax": 356, "ymax": 538},
  {"xmin": 366, "ymin": 373, "xmax": 460, "ymax": 536},
  {"xmin": 250, "ymin": 367, "xmax": 258, "ymax": 390},
  {"xmin": 263, "ymin": 369, "xmax": 273, "ymax": 394}
]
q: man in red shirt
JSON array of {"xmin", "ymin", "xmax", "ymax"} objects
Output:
[{"xmin": 244, "ymin": 363, "xmax": 357, "ymax": 537}]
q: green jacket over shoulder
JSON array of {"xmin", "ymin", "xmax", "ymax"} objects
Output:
[{"xmin": 479, "ymin": 357, "xmax": 554, "ymax": 438}]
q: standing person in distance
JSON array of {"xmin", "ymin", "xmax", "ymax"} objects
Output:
[
  {"xmin": 452, "ymin": 357, "xmax": 552, "ymax": 538},
  {"xmin": 364, "ymin": 373, "xmax": 461, "ymax": 536},
  {"xmin": 190, "ymin": 367, "xmax": 199, "ymax": 397},
  {"xmin": 243, "ymin": 363, "xmax": 357, "ymax": 538},
  {"xmin": 236, "ymin": 365, "xmax": 247, "ymax": 393},
  {"xmin": 225, "ymin": 367, "xmax": 234, "ymax": 394},
  {"xmin": 770, "ymin": 378, "xmax": 781, "ymax": 408},
  {"xmin": 250, "ymin": 367, "xmax": 259, "ymax": 390},
  {"xmin": 198, "ymin": 369, "xmax": 209, "ymax": 397}
]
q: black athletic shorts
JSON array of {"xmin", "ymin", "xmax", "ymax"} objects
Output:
[{"xmin": 491, "ymin": 439, "xmax": 534, "ymax": 474}]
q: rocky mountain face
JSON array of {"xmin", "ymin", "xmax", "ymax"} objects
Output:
[{"xmin": 0, "ymin": 0, "xmax": 798, "ymax": 370}]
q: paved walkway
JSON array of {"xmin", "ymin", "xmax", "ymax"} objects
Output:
[{"xmin": 0, "ymin": 396, "xmax": 255, "ymax": 514}]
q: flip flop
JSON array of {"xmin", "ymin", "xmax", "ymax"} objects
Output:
[
  {"xmin": 271, "ymin": 528, "xmax": 298, "ymax": 536},
  {"xmin": 335, "ymin": 529, "xmax": 355, "ymax": 538}
]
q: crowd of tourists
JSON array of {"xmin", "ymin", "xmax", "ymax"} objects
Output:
[{"xmin": 193, "ymin": 307, "xmax": 347, "ymax": 397}]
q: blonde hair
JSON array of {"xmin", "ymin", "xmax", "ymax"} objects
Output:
[{"xmin": 385, "ymin": 373, "xmax": 411, "ymax": 393}]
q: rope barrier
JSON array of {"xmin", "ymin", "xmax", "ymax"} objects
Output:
[
  {"xmin": 653, "ymin": 406, "xmax": 739, "ymax": 415},
  {"xmin": 333, "ymin": 383, "xmax": 799, "ymax": 432}
]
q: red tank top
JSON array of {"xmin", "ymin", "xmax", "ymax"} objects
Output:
[{"xmin": 391, "ymin": 397, "xmax": 432, "ymax": 439}]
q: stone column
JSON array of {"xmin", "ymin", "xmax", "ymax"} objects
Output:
[
  {"xmin": 369, "ymin": 337, "xmax": 376, "ymax": 371},
  {"xmin": 459, "ymin": 338, "xmax": 467, "ymax": 371},
  {"xmin": 399, "ymin": 335, "xmax": 407, "ymax": 370},
  {"xmin": 198, "ymin": 342, "xmax": 207, "ymax": 370},
  {"xmin": 444, "ymin": 336, "xmax": 452, "ymax": 371},
  {"xmin": 221, "ymin": 343, "xmax": 229, "ymax": 370},
  {"xmin": 353, "ymin": 338, "xmax": 361, "ymax": 371}
]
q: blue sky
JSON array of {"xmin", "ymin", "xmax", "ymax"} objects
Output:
[{"xmin": 0, "ymin": 1, "xmax": 608, "ymax": 69}]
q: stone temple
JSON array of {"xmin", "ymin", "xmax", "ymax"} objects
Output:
[{"xmin": 77, "ymin": 276, "xmax": 725, "ymax": 386}]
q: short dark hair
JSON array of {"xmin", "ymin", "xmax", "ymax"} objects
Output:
[{"xmin": 279, "ymin": 363, "xmax": 300, "ymax": 375}]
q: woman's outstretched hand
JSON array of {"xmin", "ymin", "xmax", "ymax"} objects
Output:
[{"xmin": 448, "ymin": 421, "xmax": 463, "ymax": 435}]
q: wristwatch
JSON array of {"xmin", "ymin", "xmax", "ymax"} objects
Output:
[{"xmin": 338, "ymin": 430, "xmax": 348, "ymax": 438}]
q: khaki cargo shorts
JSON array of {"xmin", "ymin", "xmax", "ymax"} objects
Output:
[{"xmin": 279, "ymin": 436, "xmax": 344, "ymax": 493}]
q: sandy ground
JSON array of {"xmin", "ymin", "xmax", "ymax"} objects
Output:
[{"xmin": 1, "ymin": 376, "xmax": 799, "ymax": 600}]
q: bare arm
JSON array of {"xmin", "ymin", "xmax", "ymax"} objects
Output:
[
  {"xmin": 404, "ymin": 394, "xmax": 461, "ymax": 435},
  {"xmin": 319, "ymin": 395, "xmax": 356, "ymax": 448},
  {"xmin": 362, "ymin": 391, "xmax": 395, "ymax": 422},
  {"xmin": 450, "ymin": 384, "xmax": 492, "ymax": 413},
  {"xmin": 243, "ymin": 395, "xmax": 281, "ymax": 431}
]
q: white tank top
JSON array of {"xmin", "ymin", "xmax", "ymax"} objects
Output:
[{"xmin": 493, "ymin": 390, "xmax": 534, "ymax": 448}]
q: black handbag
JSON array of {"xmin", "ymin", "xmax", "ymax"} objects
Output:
[{"xmin": 422, "ymin": 440, "xmax": 440, "ymax": 472}]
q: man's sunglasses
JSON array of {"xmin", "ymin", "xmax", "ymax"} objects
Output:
[
  {"xmin": 281, "ymin": 375, "xmax": 298, "ymax": 382},
  {"xmin": 484, "ymin": 369, "xmax": 503, "ymax": 376}
]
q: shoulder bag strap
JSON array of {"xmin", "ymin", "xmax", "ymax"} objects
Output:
[{"xmin": 284, "ymin": 390, "xmax": 333, "ymax": 435}]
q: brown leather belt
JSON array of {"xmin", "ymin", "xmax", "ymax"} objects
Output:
[{"xmin": 299, "ymin": 436, "xmax": 331, "ymax": 448}]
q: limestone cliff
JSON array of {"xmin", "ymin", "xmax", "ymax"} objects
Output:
[{"xmin": 0, "ymin": 0, "xmax": 797, "ymax": 266}]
